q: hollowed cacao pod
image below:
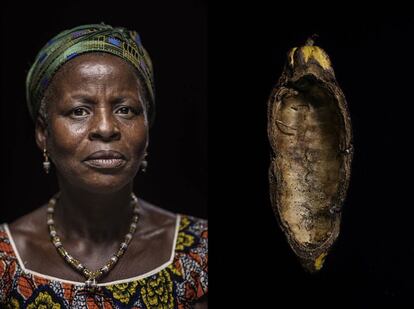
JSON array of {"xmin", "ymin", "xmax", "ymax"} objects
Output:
[{"xmin": 267, "ymin": 36, "xmax": 353, "ymax": 272}]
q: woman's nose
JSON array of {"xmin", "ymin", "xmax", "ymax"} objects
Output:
[{"xmin": 88, "ymin": 108, "xmax": 121, "ymax": 141}]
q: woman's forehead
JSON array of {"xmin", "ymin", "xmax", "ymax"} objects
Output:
[
  {"xmin": 43, "ymin": 54, "xmax": 143, "ymax": 106},
  {"xmin": 58, "ymin": 53, "xmax": 137, "ymax": 78},
  {"xmin": 50, "ymin": 53, "xmax": 140, "ymax": 90}
]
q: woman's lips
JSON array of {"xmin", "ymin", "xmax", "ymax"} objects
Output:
[
  {"xmin": 83, "ymin": 158, "xmax": 126, "ymax": 169},
  {"xmin": 83, "ymin": 151, "xmax": 127, "ymax": 170}
]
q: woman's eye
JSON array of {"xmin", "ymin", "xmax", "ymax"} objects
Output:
[
  {"xmin": 115, "ymin": 106, "xmax": 140, "ymax": 118},
  {"xmin": 116, "ymin": 107, "xmax": 132, "ymax": 114},
  {"xmin": 71, "ymin": 107, "xmax": 89, "ymax": 117}
]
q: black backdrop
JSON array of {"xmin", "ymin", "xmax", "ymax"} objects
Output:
[
  {"xmin": 1, "ymin": 2, "xmax": 414, "ymax": 308},
  {"xmin": 210, "ymin": 6, "xmax": 414, "ymax": 308},
  {"xmin": 1, "ymin": 1, "xmax": 207, "ymax": 222}
]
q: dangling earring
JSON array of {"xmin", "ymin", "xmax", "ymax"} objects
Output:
[
  {"xmin": 43, "ymin": 148, "xmax": 51, "ymax": 174},
  {"xmin": 140, "ymin": 153, "xmax": 148, "ymax": 173}
]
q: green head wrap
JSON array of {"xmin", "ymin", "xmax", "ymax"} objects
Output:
[{"xmin": 26, "ymin": 23, "xmax": 155, "ymax": 124}]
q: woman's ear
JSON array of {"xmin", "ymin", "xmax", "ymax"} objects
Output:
[{"xmin": 35, "ymin": 117, "xmax": 48, "ymax": 151}]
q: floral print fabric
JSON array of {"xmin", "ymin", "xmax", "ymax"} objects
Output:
[{"xmin": 0, "ymin": 215, "xmax": 207, "ymax": 308}]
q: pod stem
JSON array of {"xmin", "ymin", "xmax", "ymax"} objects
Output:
[{"xmin": 305, "ymin": 34, "xmax": 319, "ymax": 46}]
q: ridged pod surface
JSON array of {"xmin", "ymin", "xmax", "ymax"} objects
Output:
[{"xmin": 267, "ymin": 37, "xmax": 353, "ymax": 272}]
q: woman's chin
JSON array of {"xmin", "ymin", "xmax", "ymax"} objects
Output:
[
  {"xmin": 55, "ymin": 162, "xmax": 140, "ymax": 193},
  {"xmin": 61, "ymin": 173, "xmax": 136, "ymax": 195},
  {"xmin": 80, "ymin": 182, "xmax": 131, "ymax": 194}
]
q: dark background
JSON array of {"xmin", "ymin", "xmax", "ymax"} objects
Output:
[
  {"xmin": 210, "ymin": 6, "xmax": 414, "ymax": 308},
  {"xmin": 0, "ymin": 1, "xmax": 207, "ymax": 222},
  {"xmin": 1, "ymin": 1, "xmax": 414, "ymax": 308}
]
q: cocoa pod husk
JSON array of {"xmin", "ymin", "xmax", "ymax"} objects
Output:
[{"xmin": 267, "ymin": 36, "xmax": 353, "ymax": 272}]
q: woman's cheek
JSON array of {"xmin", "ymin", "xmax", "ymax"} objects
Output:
[{"xmin": 47, "ymin": 122, "xmax": 86, "ymax": 162}]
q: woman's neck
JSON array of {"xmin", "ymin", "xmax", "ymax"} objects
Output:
[{"xmin": 53, "ymin": 182, "xmax": 135, "ymax": 243}]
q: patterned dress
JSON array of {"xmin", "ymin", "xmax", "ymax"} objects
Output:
[{"xmin": 0, "ymin": 215, "xmax": 207, "ymax": 308}]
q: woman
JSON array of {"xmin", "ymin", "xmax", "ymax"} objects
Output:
[{"xmin": 0, "ymin": 24, "xmax": 207, "ymax": 308}]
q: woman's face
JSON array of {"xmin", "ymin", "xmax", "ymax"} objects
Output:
[{"xmin": 36, "ymin": 53, "xmax": 148, "ymax": 193}]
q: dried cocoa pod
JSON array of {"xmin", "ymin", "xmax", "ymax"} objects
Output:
[{"xmin": 267, "ymin": 36, "xmax": 353, "ymax": 272}]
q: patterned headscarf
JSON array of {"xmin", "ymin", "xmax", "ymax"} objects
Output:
[{"xmin": 26, "ymin": 23, "xmax": 155, "ymax": 124}]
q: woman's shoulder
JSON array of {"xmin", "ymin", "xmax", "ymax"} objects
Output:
[
  {"xmin": 0, "ymin": 223, "xmax": 20, "ymax": 304},
  {"xmin": 139, "ymin": 198, "xmax": 207, "ymax": 234},
  {"xmin": 0, "ymin": 223, "xmax": 16, "ymax": 259},
  {"xmin": 126, "ymin": 199, "xmax": 208, "ymax": 305},
  {"xmin": 175, "ymin": 211, "xmax": 208, "ymax": 257},
  {"xmin": 139, "ymin": 198, "xmax": 208, "ymax": 259},
  {"xmin": 6, "ymin": 203, "xmax": 49, "ymax": 237},
  {"xmin": 170, "ymin": 212, "xmax": 208, "ymax": 302},
  {"xmin": 177, "ymin": 213, "xmax": 208, "ymax": 241}
]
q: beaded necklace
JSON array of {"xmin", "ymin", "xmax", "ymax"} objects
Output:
[{"xmin": 46, "ymin": 192, "xmax": 139, "ymax": 289}]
